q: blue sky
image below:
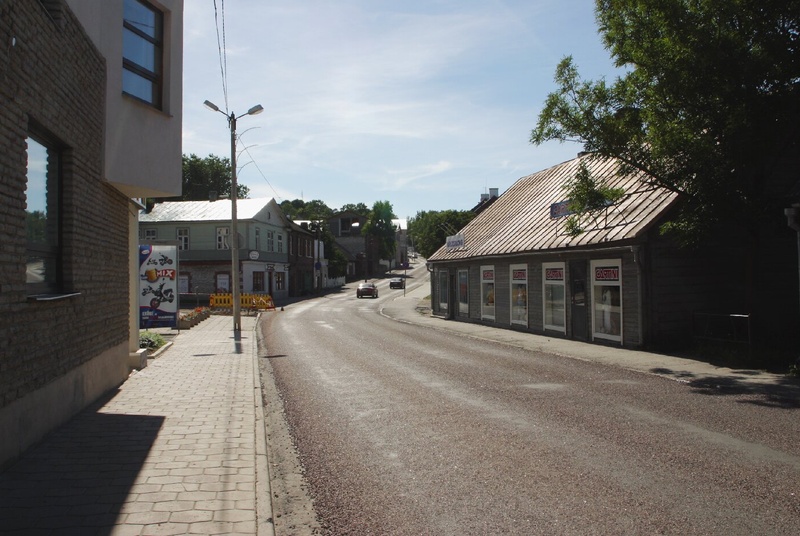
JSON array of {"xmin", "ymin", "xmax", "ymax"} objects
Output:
[{"xmin": 182, "ymin": 0, "xmax": 618, "ymax": 220}]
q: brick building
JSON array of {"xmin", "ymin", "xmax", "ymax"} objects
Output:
[{"xmin": 0, "ymin": 0, "xmax": 183, "ymax": 468}]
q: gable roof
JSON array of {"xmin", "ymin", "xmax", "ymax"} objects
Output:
[
  {"xmin": 428, "ymin": 154, "xmax": 680, "ymax": 262},
  {"xmin": 139, "ymin": 198, "xmax": 278, "ymax": 223}
]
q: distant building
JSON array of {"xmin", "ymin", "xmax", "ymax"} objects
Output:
[{"xmin": 139, "ymin": 198, "xmax": 297, "ymax": 303}]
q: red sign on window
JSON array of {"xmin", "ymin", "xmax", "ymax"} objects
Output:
[
  {"xmin": 545, "ymin": 268, "xmax": 564, "ymax": 281},
  {"xmin": 512, "ymin": 270, "xmax": 526, "ymax": 280},
  {"xmin": 595, "ymin": 266, "xmax": 619, "ymax": 281},
  {"xmin": 483, "ymin": 270, "xmax": 494, "ymax": 280}
]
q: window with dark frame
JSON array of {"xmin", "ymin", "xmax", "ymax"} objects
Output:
[
  {"xmin": 253, "ymin": 271, "xmax": 265, "ymax": 292},
  {"xmin": 25, "ymin": 134, "xmax": 61, "ymax": 295},
  {"xmin": 122, "ymin": 0, "xmax": 163, "ymax": 108}
]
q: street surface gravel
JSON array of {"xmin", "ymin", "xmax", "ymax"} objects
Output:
[{"xmin": 258, "ymin": 266, "xmax": 800, "ymax": 535}]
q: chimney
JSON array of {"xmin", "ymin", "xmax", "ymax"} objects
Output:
[{"xmin": 489, "ymin": 188, "xmax": 499, "ymax": 199}]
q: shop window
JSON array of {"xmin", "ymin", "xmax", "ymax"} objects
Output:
[
  {"xmin": 178, "ymin": 273, "xmax": 190, "ymax": 293},
  {"xmin": 438, "ymin": 271, "xmax": 448, "ymax": 312},
  {"xmin": 543, "ymin": 262, "xmax": 566, "ymax": 332},
  {"xmin": 275, "ymin": 272, "xmax": 285, "ymax": 291},
  {"xmin": 510, "ymin": 264, "xmax": 528, "ymax": 326},
  {"xmin": 458, "ymin": 269, "xmax": 469, "ymax": 315},
  {"xmin": 123, "ymin": 0, "xmax": 163, "ymax": 107},
  {"xmin": 253, "ymin": 271, "xmax": 265, "ymax": 292},
  {"xmin": 26, "ymin": 134, "xmax": 61, "ymax": 295},
  {"xmin": 215, "ymin": 272, "xmax": 230, "ymax": 293},
  {"xmin": 481, "ymin": 266, "xmax": 495, "ymax": 320},
  {"xmin": 591, "ymin": 259, "xmax": 622, "ymax": 342}
]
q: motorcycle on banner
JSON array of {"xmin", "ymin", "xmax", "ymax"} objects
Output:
[{"xmin": 138, "ymin": 244, "xmax": 179, "ymax": 328}]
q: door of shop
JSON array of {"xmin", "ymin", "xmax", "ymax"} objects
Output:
[{"xmin": 570, "ymin": 261, "xmax": 588, "ymax": 341}]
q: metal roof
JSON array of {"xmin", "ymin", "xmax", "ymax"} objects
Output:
[
  {"xmin": 428, "ymin": 154, "xmax": 680, "ymax": 262},
  {"xmin": 139, "ymin": 198, "xmax": 277, "ymax": 223}
]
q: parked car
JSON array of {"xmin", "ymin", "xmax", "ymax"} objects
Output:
[
  {"xmin": 389, "ymin": 277, "xmax": 405, "ymax": 289},
  {"xmin": 357, "ymin": 282, "xmax": 378, "ymax": 298}
]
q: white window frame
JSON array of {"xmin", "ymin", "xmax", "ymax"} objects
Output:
[
  {"xmin": 216, "ymin": 227, "xmax": 230, "ymax": 250},
  {"xmin": 591, "ymin": 259, "xmax": 622, "ymax": 343},
  {"xmin": 481, "ymin": 265, "xmax": 495, "ymax": 320},
  {"xmin": 267, "ymin": 230, "xmax": 274, "ymax": 252},
  {"xmin": 176, "ymin": 228, "xmax": 189, "ymax": 250},
  {"xmin": 542, "ymin": 262, "xmax": 566, "ymax": 333},
  {"xmin": 510, "ymin": 264, "xmax": 528, "ymax": 326}
]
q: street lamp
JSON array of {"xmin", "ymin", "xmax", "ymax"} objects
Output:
[{"xmin": 204, "ymin": 99, "xmax": 263, "ymax": 332}]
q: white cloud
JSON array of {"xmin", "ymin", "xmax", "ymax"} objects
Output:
[{"xmin": 182, "ymin": 0, "xmax": 615, "ymax": 217}]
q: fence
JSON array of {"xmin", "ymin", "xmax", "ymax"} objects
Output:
[
  {"xmin": 692, "ymin": 312, "xmax": 752, "ymax": 350},
  {"xmin": 210, "ymin": 293, "xmax": 276, "ymax": 312}
]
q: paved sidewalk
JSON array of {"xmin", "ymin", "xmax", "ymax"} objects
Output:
[{"xmin": 0, "ymin": 315, "xmax": 273, "ymax": 536}]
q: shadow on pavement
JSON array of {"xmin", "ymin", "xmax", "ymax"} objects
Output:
[
  {"xmin": 650, "ymin": 367, "xmax": 800, "ymax": 409},
  {"xmin": 0, "ymin": 392, "xmax": 164, "ymax": 535}
]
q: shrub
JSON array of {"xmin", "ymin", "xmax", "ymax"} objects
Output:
[{"xmin": 139, "ymin": 331, "xmax": 166, "ymax": 350}]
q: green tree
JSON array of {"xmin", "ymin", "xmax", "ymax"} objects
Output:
[
  {"xmin": 408, "ymin": 209, "xmax": 476, "ymax": 258},
  {"xmin": 278, "ymin": 199, "xmax": 334, "ymax": 220},
  {"xmin": 563, "ymin": 161, "xmax": 625, "ymax": 236},
  {"xmin": 316, "ymin": 225, "xmax": 349, "ymax": 278},
  {"xmin": 362, "ymin": 200, "xmax": 397, "ymax": 261},
  {"xmin": 172, "ymin": 154, "xmax": 249, "ymax": 202},
  {"xmin": 279, "ymin": 199, "xmax": 306, "ymax": 219},
  {"xmin": 339, "ymin": 203, "xmax": 370, "ymax": 217},
  {"xmin": 531, "ymin": 0, "xmax": 800, "ymax": 244}
]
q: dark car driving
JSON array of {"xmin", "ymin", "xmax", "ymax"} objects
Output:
[
  {"xmin": 356, "ymin": 282, "xmax": 378, "ymax": 298},
  {"xmin": 389, "ymin": 278, "xmax": 405, "ymax": 289}
]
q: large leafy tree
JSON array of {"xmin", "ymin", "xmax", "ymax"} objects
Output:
[
  {"xmin": 531, "ymin": 0, "xmax": 800, "ymax": 244},
  {"xmin": 408, "ymin": 209, "xmax": 476, "ymax": 258},
  {"xmin": 339, "ymin": 203, "xmax": 370, "ymax": 217},
  {"xmin": 171, "ymin": 154, "xmax": 249, "ymax": 202},
  {"xmin": 362, "ymin": 200, "xmax": 398, "ymax": 261},
  {"xmin": 279, "ymin": 199, "xmax": 334, "ymax": 220}
]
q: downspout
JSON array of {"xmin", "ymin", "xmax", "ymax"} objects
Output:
[{"xmin": 631, "ymin": 245, "xmax": 644, "ymax": 347}]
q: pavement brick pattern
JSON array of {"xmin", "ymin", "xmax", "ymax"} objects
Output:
[{"xmin": 0, "ymin": 316, "xmax": 266, "ymax": 536}]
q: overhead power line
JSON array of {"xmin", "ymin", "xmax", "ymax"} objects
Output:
[{"xmin": 213, "ymin": 0, "xmax": 229, "ymax": 113}]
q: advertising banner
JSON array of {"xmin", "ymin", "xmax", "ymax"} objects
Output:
[{"xmin": 139, "ymin": 244, "xmax": 179, "ymax": 328}]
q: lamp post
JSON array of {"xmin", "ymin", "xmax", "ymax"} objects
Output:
[{"xmin": 204, "ymin": 100, "xmax": 263, "ymax": 332}]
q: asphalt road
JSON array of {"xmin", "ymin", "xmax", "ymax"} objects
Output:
[{"xmin": 259, "ymin": 266, "xmax": 800, "ymax": 535}]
